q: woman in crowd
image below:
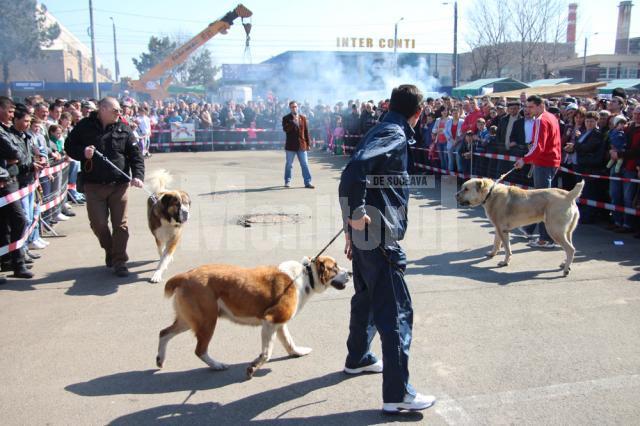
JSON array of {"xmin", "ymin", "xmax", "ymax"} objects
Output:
[{"xmin": 565, "ymin": 111, "xmax": 607, "ymax": 224}]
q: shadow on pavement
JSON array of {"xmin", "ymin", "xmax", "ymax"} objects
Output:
[
  {"xmin": 94, "ymin": 371, "xmax": 423, "ymax": 425},
  {"xmin": 0, "ymin": 260, "xmax": 155, "ymax": 296},
  {"xmin": 407, "ymin": 245, "xmax": 567, "ymax": 285}
]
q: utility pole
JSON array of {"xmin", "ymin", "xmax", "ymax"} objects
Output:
[
  {"xmin": 394, "ymin": 17, "xmax": 404, "ymax": 76},
  {"xmin": 453, "ymin": 0, "xmax": 458, "ymax": 88},
  {"xmin": 89, "ymin": 0, "xmax": 99, "ymax": 98},
  {"xmin": 110, "ymin": 17, "xmax": 120, "ymax": 82},
  {"xmin": 582, "ymin": 37, "xmax": 588, "ymax": 83}
]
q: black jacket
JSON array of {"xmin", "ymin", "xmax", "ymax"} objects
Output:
[
  {"xmin": 0, "ymin": 123, "xmax": 23, "ymax": 193},
  {"xmin": 65, "ymin": 112, "xmax": 144, "ymax": 184},
  {"xmin": 575, "ymin": 128, "xmax": 607, "ymax": 171},
  {"xmin": 10, "ymin": 127, "xmax": 39, "ymax": 187}
]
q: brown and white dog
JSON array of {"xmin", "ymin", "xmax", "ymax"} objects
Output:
[
  {"xmin": 147, "ymin": 170, "xmax": 191, "ymax": 283},
  {"xmin": 456, "ymin": 178, "xmax": 584, "ymax": 276},
  {"xmin": 156, "ymin": 256, "xmax": 349, "ymax": 378}
]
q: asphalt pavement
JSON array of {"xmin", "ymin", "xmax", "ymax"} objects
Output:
[{"xmin": 1, "ymin": 150, "xmax": 638, "ymax": 425}]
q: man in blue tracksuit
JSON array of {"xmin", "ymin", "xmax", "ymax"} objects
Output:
[{"xmin": 338, "ymin": 85, "xmax": 435, "ymax": 413}]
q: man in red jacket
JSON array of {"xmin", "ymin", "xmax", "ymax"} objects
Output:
[{"xmin": 514, "ymin": 95, "xmax": 562, "ymax": 248}]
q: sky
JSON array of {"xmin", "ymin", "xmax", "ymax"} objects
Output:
[{"xmin": 43, "ymin": 0, "xmax": 640, "ymax": 80}]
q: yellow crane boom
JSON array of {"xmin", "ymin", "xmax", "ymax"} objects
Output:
[{"xmin": 129, "ymin": 4, "xmax": 252, "ymax": 100}]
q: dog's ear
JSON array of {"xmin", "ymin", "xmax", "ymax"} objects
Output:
[
  {"xmin": 315, "ymin": 259, "xmax": 325, "ymax": 282},
  {"xmin": 476, "ymin": 180, "xmax": 484, "ymax": 192},
  {"xmin": 180, "ymin": 191, "xmax": 191, "ymax": 206}
]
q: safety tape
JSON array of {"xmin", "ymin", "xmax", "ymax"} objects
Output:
[
  {"xmin": 0, "ymin": 212, "xmax": 40, "ymax": 257},
  {"xmin": 0, "ymin": 162, "xmax": 70, "ymax": 208},
  {"xmin": 150, "ymin": 140, "xmax": 285, "ymax": 147},
  {"xmin": 412, "ymin": 160, "xmax": 640, "ymax": 216},
  {"xmin": 40, "ymin": 187, "xmax": 68, "ymax": 213},
  {"xmin": 151, "ymin": 128, "xmax": 275, "ymax": 134}
]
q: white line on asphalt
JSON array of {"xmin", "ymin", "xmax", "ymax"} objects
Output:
[{"xmin": 435, "ymin": 374, "xmax": 640, "ymax": 425}]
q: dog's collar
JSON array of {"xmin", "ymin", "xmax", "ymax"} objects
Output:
[
  {"xmin": 481, "ymin": 182, "xmax": 497, "ymax": 205},
  {"xmin": 305, "ymin": 263, "xmax": 316, "ymax": 289}
]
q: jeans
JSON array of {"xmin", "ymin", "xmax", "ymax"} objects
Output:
[
  {"xmin": 610, "ymin": 169, "xmax": 638, "ymax": 228},
  {"xmin": 20, "ymin": 188, "xmax": 39, "ymax": 244},
  {"xmin": 437, "ymin": 143, "xmax": 448, "ymax": 171},
  {"xmin": 345, "ymin": 241, "xmax": 415, "ymax": 403},
  {"xmin": 284, "ymin": 150, "xmax": 312, "ymax": 185},
  {"xmin": 523, "ymin": 166, "xmax": 557, "ymax": 241}
]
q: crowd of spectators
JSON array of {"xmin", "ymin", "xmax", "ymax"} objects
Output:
[
  {"xmin": 0, "ymin": 94, "xmax": 110, "ymax": 281},
  {"xmin": 312, "ymin": 89, "xmax": 640, "ymax": 239}
]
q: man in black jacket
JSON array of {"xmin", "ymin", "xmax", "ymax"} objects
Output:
[
  {"xmin": 65, "ymin": 97, "xmax": 145, "ymax": 277},
  {"xmin": 0, "ymin": 97, "xmax": 34, "ymax": 278}
]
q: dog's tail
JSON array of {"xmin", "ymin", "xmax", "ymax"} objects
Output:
[
  {"xmin": 566, "ymin": 180, "xmax": 585, "ymax": 202},
  {"xmin": 147, "ymin": 169, "xmax": 173, "ymax": 194},
  {"xmin": 164, "ymin": 275, "xmax": 183, "ymax": 298}
]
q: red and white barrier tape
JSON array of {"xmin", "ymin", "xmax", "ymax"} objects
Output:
[
  {"xmin": 412, "ymin": 160, "xmax": 640, "ymax": 216},
  {"xmin": 0, "ymin": 181, "xmax": 39, "ymax": 209},
  {"xmin": 0, "ymin": 213, "xmax": 39, "ymax": 257},
  {"xmin": 151, "ymin": 128, "xmax": 276, "ymax": 134},
  {"xmin": 150, "ymin": 140, "xmax": 285, "ymax": 148},
  {"xmin": 40, "ymin": 188, "xmax": 68, "ymax": 213}
]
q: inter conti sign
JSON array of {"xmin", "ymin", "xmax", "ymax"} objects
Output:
[{"xmin": 336, "ymin": 37, "xmax": 416, "ymax": 49}]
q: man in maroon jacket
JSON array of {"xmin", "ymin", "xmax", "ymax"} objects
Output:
[
  {"xmin": 515, "ymin": 95, "xmax": 562, "ymax": 248},
  {"xmin": 282, "ymin": 101, "xmax": 314, "ymax": 188}
]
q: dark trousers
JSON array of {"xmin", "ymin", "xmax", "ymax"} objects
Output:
[
  {"xmin": 85, "ymin": 183, "xmax": 129, "ymax": 267},
  {"xmin": 345, "ymin": 242, "xmax": 415, "ymax": 403},
  {"xmin": 0, "ymin": 199, "xmax": 28, "ymax": 267}
]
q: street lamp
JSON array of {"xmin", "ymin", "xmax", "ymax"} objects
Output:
[
  {"xmin": 582, "ymin": 32, "xmax": 599, "ymax": 83},
  {"xmin": 442, "ymin": 1, "xmax": 458, "ymax": 88},
  {"xmin": 394, "ymin": 17, "xmax": 404, "ymax": 76},
  {"xmin": 110, "ymin": 17, "xmax": 120, "ymax": 82}
]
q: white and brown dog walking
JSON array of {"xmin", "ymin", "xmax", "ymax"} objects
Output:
[
  {"xmin": 155, "ymin": 256, "xmax": 350, "ymax": 378},
  {"xmin": 146, "ymin": 170, "xmax": 191, "ymax": 283}
]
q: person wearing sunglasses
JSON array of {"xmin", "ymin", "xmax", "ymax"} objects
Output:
[{"xmin": 65, "ymin": 97, "xmax": 145, "ymax": 278}]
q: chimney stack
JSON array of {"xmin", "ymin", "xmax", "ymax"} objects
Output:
[
  {"xmin": 567, "ymin": 3, "xmax": 577, "ymax": 46},
  {"xmin": 615, "ymin": 1, "xmax": 633, "ymax": 54}
]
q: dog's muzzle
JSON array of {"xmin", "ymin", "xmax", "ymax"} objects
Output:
[
  {"xmin": 179, "ymin": 205, "xmax": 190, "ymax": 223},
  {"xmin": 330, "ymin": 269, "xmax": 350, "ymax": 290}
]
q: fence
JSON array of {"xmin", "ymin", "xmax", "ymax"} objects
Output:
[
  {"xmin": 0, "ymin": 161, "xmax": 71, "ymax": 256},
  {"xmin": 336, "ymin": 138, "xmax": 640, "ymax": 217}
]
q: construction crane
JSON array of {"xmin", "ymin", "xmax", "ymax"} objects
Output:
[{"xmin": 125, "ymin": 4, "xmax": 252, "ymax": 100}]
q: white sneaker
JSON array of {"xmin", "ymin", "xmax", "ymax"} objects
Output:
[
  {"xmin": 64, "ymin": 202, "xmax": 72, "ymax": 209},
  {"xmin": 382, "ymin": 393, "xmax": 436, "ymax": 413},
  {"xmin": 28, "ymin": 240, "xmax": 47, "ymax": 250},
  {"xmin": 344, "ymin": 359, "xmax": 383, "ymax": 375},
  {"xmin": 56, "ymin": 213, "xmax": 70, "ymax": 221},
  {"xmin": 36, "ymin": 238, "xmax": 49, "ymax": 246}
]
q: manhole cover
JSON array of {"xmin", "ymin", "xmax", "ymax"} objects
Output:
[{"xmin": 237, "ymin": 213, "xmax": 304, "ymax": 227}]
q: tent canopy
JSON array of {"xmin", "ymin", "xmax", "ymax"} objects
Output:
[
  {"xmin": 452, "ymin": 78, "xmax": 528, "ymax": 98},
  {"xmin": 527, "ymin": 78, "xmax": 573, "ymax": 87},
  {"xmin": 598, "ymin": 79, "xmax": 640, "ymax": 94},
  {"xmin": 481, "ymin": 82, "xmax": 606, "ymax": 99}
]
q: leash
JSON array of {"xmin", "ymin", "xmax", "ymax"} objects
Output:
[
  {"xmin": 311, "ymin": 228, "xmax": 344, "ymax": 261},
  {"xmin": 93, "ymin": 149, "xmax": 158, "ymax": 203},
  {"xmin": 305, "ymin": 228, "xmax": 345, "ymax": 289},
  {"xmin": 482, "ymin": 167, "xmax": 516, "ymax": 205}
]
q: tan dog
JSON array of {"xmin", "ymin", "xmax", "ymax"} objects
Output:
[
  {"xmin": 456, "ymin": 178, "xmax": 584, "ymax": 276},
  {"xmin": 147, "ymin": 170, "xmax": 191, "ymax": 283},
  {"xmin": 156, "ymin": 256, "xmax": 349, "ymax": 378}
]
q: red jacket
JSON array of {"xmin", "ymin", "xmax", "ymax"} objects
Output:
[
  {"xmin": 524, "ymin": 110, "xmax": 561, "ymax": 168},
  {"xmin": 461, "ymin": 108, "xmax": 483, "ymax": 133},
  {"xmin": 623, "ymin": 124, "xmax": 640, "ymax": 171}
]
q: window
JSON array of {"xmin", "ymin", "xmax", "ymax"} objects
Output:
[{"xmin": 66, "ymin": 68, "xmax": 73, "ymax": 82}]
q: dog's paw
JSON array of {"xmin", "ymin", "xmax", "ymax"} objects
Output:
[
  {"xmin": 486, "ymin": 251, "xmax": 497, "ymax": 258},
  {"xmin": 559, "ymin": 262, "xmax": 566, "ymax": 269},
  {"xmin": 497, "ymin": 260, "xmax": 509, "ymax": 267},
  {"xmin": 563, "ymin": 267, "xmax": 571, "ymax": 277},
  {"xmin": 150, "ymin": 272, "xmax": 163, "ymax": 283},
  {"xmin": 209, "ymin": 362, "xmax": 228, "ymax": 371},
  {"xmin": 290, "ymin": 346, "xmax": 312, "ymax": 357},
  {"xmin": 246, "ymin": 365, "xmax": 257, "ymax": 379},
  {"xmin": 156, "ymin": 356, "xmax": 164, "ymax": 368}
]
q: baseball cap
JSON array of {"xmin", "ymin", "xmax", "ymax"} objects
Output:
[
  {"xmin": 565, "ymin": 103, "xmax": 578, "ymax": 111},
  {"xmin": 81, "ymin": 100, "xmax": 96, "ymax": 110}
]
